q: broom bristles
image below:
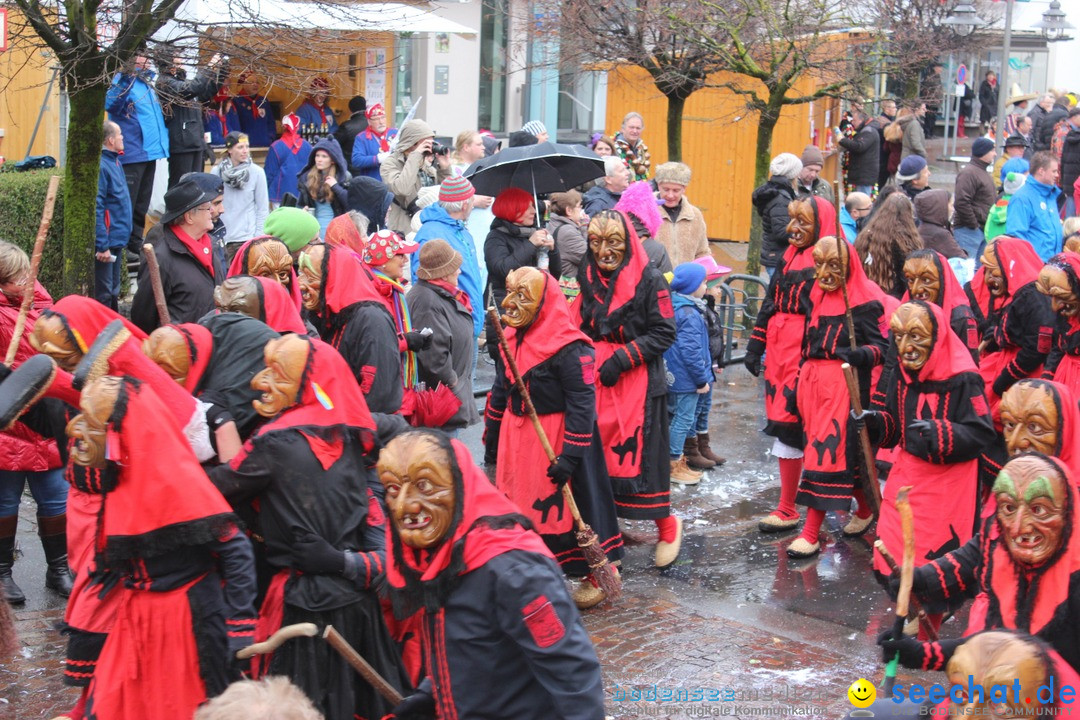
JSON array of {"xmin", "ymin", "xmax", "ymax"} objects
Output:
[
  {"xmin": 576, "ymin": 525, "xmax": 622, "ymax": 603},
  {"xmin": 0, "ymin": 585, "xmax": 19, "ymax": 658}
]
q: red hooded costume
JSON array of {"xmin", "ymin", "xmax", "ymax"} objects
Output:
[
  {"xmin": 1043, "ymin": 252, "xmax": 1080, "ymax": 395},
  {"xmin": 226, "ymin": 235, "xmax": 304, "ymax": 312}
]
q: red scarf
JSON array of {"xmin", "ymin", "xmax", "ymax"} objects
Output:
[
  {"xmin": 172, "ymin": 226, "xmax": 215, "ymax": 276},
  {"xmin": 503, "ymin": 272, "xmax": 590, "ymax": 378},
  {"xmin": 427, "ymin": 279, "xmax": 472, "ymax": 314},
  {"xmin": 280, "ymin": 121, "xmax": 304, "ymax": 154},
  {"xmin": 364, "ymin": 127, "xmax": 391, "ymax": 153},
  {"xmin": 301, "ymin": 99, "xmax": 328, "ymax": 126},
  {"xmin": 251, "ymin": 276, "xmax": 307, "ymax": 334}
]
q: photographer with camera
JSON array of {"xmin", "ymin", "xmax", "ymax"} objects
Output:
[
  {"xmin": 380, "ymin": 119, "xmax": 452, "ymax": 236},
  {"xmin": 155, "ymin": 46, "xmax": 228, "ymax": 188}
]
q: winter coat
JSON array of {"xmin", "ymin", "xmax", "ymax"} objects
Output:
[
  {"xmin": 381, "ymin": 121, "xmax": 451, "ymax": 235},
  {"xmin": 211, "ymin": 160, "xmax": 269, "ymax": 245},
  {"xmin": 351, "ymin": 127, "xmax": 398, "ymax": 180},
  {"xmin": 702, "ymin": 295, "xmax": 724, "ymax": 366},
  {"xmin": 656, "ymin": 198, "xmax": 709, "ymax": 266},
  {"xmin": 1035, "ymin": 105, "xmax": 1069, "ymax": 152},
  {"xmin": 984, "ymin": 196, "xmax": 1012, "ymax": 242},
  {"xmin": 643, "ymin": 238, "xmax": 673, "ymax": 274},
  {"xmin": 1061, "ymin": 125, "xmax": 1080, "ymax": 194},
  {"xmin": 978, "ymin": 80, "xmax": 998, "ymax": 124},
  {"xmin": 411, "ymin": 204, "xmax": 485, "ymax": 336},
  {"xmin": 751, "ymin": 176, "xmax": 797, "ymax": 269},
  {"xmin": 294, "ymin": 99, "xmax": 338, "ymax": 133},
  {"xmin": 839, "ymin": 206, "xmax": 857, "ymax": 243},
  {"xmin": 838, "ymin": 125, "xmax": 881, "ymax": 186},
  {"xmin": 96, "ymin": 148, "xmax": 132, "ymax": 252},
  {"xmin": 0, "ymin": 283, "xmax": 60, "ymax": 472},
  {"xmin": 296, "ymin": 136, "xmax": 350, "ymax": 217},
  {"xmin": 953, "ymin": 157, "xmax": 996, "ymax": 230},
  {"xmin": 485, "ymin": 218, "xmax": 562, "ymax": 310},
  {"xmin": 406, "ymin": 280, "xmax": 480, "ymax": 429},
  {"xmin": 796, "ymin": 177, "xmax": 834, "ymax": 205},
  {"xmin": 264, "ymin": 137, "xmax": 313, "ymax": 204},
  {"xmin": 233, "ymin": 94, "xmax": 276, "ymax": 148},
  {"xmin": 1005, "ymin": 176, "xmax": 1064, "ymax": 261},
  {"xmin": 581, "ymin": 185, "xmax": 621, "ymax": 218},
  {"xmin": 900, "ymin": 114, "xmax": 926, "ymax": 160},
  {"xmin": 131, "ymin": 223, "xmax": 225, "ymax": 333},
  {"xmin": 105, "ymin": 70, "xmax": 168, "ymax": 164},
  {"xmin": 664, "ymin": 293, "xmax": 712, "ymax": 392},
  {"xmin": 157, "ymin": 66, "xmax": 223, "ymax": 155},
  {"xmin": 915, "ymin": 189, "xmax": 965, "ymax": 259},
  {"xmin": 204, "ymin": 105, "xmax": 240, "ymax": 146},
  {"xmin": 334, "ymin": 112, "xmax": 367, "ymax": 165},
  {"xmin": 546, "ymin": 213, "xmax": 587, "ymax": 279}
]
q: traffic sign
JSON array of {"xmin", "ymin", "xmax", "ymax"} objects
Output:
[{"xmin": 956, "ymin": 64, "xmax": 967, "ymax": 85}]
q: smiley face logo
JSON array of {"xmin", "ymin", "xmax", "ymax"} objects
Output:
[{"xmin": 848, "ymin": 678, "xmax": 876, "ymax": 708}]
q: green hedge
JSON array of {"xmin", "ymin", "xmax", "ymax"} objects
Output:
[{"xmin": 0, "ymin": 170, "xmax": 65, "ymax": 293}]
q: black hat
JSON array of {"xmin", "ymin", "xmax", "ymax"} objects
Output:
[
  {"xmin": 160, "ymin": 179, "xmax": 216, "ymax": 226},
  {"xmin": 508, "ymin": 130, "xmax": 539, "ymax": 148},
  {"xmin": 180, "ymin": 171, "xmax": 224, "ymax": 197},
  {"xmin": 348, "ymin": 95, "xmax": 367, "ymax": 113},
  {"xmin": 1004, "ymin": 134, "xmax": 1028, "ymax": 149},
  {"xmin": 224, "ymin": 131, "xmax": 248, "ymax": 149}
]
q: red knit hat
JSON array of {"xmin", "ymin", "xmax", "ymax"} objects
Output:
[
  {"xmin": 365, "ymin": 103, "xmax": 386, "ymax": 119},
  {"xmin": 439, "ymin": 175, "xmax": 476, "ymax": 203},
  {"xmin": 363, "ymin": 229, "xmax": 418, "ymax": 266}
]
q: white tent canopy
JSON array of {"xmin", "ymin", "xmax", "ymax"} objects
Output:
[{"xmin": 167, "ymin": 0, "xmax": 476, "ymax": 35}]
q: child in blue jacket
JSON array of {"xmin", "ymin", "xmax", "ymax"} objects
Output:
[{"xmin": 664, "ymin": 263, "xmax": 713, "ymax": 485}]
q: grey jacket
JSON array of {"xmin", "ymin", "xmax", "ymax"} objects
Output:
[
  {"xmin": 380, "ymin": 120, "xmax": 451, "ymax": 235},
  {"xmin": 546, "ymin": 213, "xmax": 587, "ymax": 278},
  {"xmin": 406, "ymin": 279, "xmax": 480, "ymax": 429}
]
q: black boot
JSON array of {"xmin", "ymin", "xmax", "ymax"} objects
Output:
[
  {"xmin": 39, "ymin": 513, "xmax": 73, "ymax": 597},
  {"xmin": 0, "ymin": 515, "xmax": 25, "ymax": 605}
]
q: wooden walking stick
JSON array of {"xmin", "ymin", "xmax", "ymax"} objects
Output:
[
  {"xmin": 843, "ymin": 363, "xmax": 882, "ymax": 515},
  {"xmin": 235, "ymin": 622, "xmax": 318, "ymax": 660},
  {"xmin": 881, "ymin": 485, "xmax": 914, "ymax": 693},
  {"xmin": 486, "ymin": 306, "xmax": 622, "ymax": 603},
  {"xmin": 874, "ymin": 539, "xmax": 937, "ymax": 642},
  {"xmin": 142, "ymin": 243, "xmax": 170, "ymax": 327},
  {"xmin": 4, "ymin": 174, "xmax": 60, "ymax": 366},
  {"xmin": 323, "ymin": 625, "xmax": 404, "ymax": 705}
]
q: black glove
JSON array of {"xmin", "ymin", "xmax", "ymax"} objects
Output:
[
  {"xmin": 885, "ymin": 567, "xmax": 929, "ymax": 604},
  {"xmin": 483, "ymin": 416, "xmax": 501, "ymax": 466},
  {"xmin": 839, "ymin": 346, "xmax": 875, "ymax": 368},
  {"xmin": 290, "ymin": 532, "xmax": 346, "ymax": 575},
  {"xmin": 906, "ymin": 419, "xmax": 935, "ymax": 452},
  {"xmin": 850, "ymin": 408, "xmax": 884, "ymax": 442},
  {"xmin": 546, "ymin": 454, "xmax": 578, "ymax": 484},
  {"xmin": 404, "ymin": 329, "xmax": 433, "ymax": 351},
  {"xmin": 876, "ymin": 629, "xmax": 934, "ymax": 669},
  {"xmin": 391, "ymin": 685, "xmax": 437, "ymax": 720},
  {"xmin": 743, "ymin": 352, "xmax": 762, "ymax": 377},
  {"xmin": 598, "ymin": 356, "xmax": 624, "ymax": 387},
  {"xmin": 0, "ymin": 363, "xmax": 10, "ymax": 383}
]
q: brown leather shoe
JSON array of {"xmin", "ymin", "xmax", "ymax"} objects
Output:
[
  {"xmin": 683, "ymin": 436, "xmax": 714, "ymax": 470},
  {"xmin": 669, "ymin": 456, "xmax": 702, "ymax": 485},
  {"xmin": 697, "ymin": 433, "xmax": 726, "ymax": 467}
]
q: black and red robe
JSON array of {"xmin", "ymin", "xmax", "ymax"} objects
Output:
[
  {"xmin": 747, "ymin": 196, "xmax": 838, "ymax": 449},
  {"xmin": 81, "ymin": 378, "xmax": 256, "ymax": 720},
  {"xmin": 309, "ymin": 244, "xmax": 403, "ymax": 414},
  {"xmin": 972, "ymin": 237, "xmax": 1056, "ymax": 423},
  {"xmin": 795, "ymin": 238, "xmax": 889, "ymax": 511},
  {"xmin": 209, "ymin": 336, "xmax": 409, "ymax": 720},
  {"xmin": 570, "ymin": 211, "xmax": 676, "ymax": 520},
  {"xmin": 1043, "ymin": 252, "xmax": 1080, "ymax": 396},
  {"xmin": 488, "ymin": 272, "xmax": 623, "ymax": 575},
  {"xmin": 909, "ymin": 455, "xmax": 1080, "ymax": 673},
  {"xmin": 871, "ymin": 300, "xmax": 995, "ymax": 582},
  {"xmin": 384, "ymin": 434, "xmax": 606, "ymax": 720}
]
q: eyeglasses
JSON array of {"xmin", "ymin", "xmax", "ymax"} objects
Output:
[{"xmin": 194, "ymin": 204, "xmax": 213, "ymax": 214}]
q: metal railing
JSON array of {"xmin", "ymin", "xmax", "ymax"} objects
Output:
[{"xmin": 716, "ymin": 273, "xmax": 768, "ymax": 367}]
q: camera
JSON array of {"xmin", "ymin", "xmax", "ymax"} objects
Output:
[{"xmin": 430, "ymin": 142, "xmax": 451, "ymax": 157}]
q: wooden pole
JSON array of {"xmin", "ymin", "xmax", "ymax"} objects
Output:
[
  {"xmin": 842, "ymin": 363, "xmax": 882, "ymax": 515},
  {"xmin": 142, "ymin": 243, "xmax": 170, "ymax": 327},
  {"xmin": 874, "ymin": 539, "xmax": 937, "ymax": 641},
  {"xmin": 5, "ymin": 175, "xmax": 60, "ymax": 366},
  {"xmin": 881, "ymin": 486, "xmax": 914, "ymax": 693},
  {"xmin": 323, "ymin": 625, "xmax": 404, "ymax": 705}
]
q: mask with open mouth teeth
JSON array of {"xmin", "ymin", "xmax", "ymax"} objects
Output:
[
  {"xmin": 377, "ymin": 433, "xmax": 456, "ymax": 550},
  {"xmin": 890, "ymin": 302, "xmax": 934, "ymax": 373},
  {"xmin": 1001, "ymin": 381, "xmax": 1061, "ymax": 457},
  {"xmin": 501, "ymin": 267, "xmax": 545, "ymax": 330},
  {"xmin": 786, "ymin": 197, "xmax": 817, "ymax": 249},
  {"xmin": 993, "ymin": 454, "xmax": 1068, "ymax": 568},
  {"xmin": 246, "ymin": 237, "xmax": 294, "ymax": 289},
  {"xmin": 251, "ymin": 335, "xmax": 307, "ymax": 418},
  {"xmin": 587, "ymin": 210, "xmax": 627, "ymax": 274}
]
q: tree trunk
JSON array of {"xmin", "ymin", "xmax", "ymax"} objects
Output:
[
  {"xmin": 62, "ymin": 79, "xmax": 107, "ymax": 296},
  {"xmin": 665, "ymin": 93, "xmax": 687, "ymax": 163},
  {"xmin": 745, "ymin": 106, "xmax": 781, "ymax": 278}
]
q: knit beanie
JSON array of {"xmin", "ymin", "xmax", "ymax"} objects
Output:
[
  {"xmin": 521, "ymin": 120, "xmax": 547, "ymax": 138},
  {"xmin": 1000, "ymin": 157, "xmax": 1030, "ymax": 184},
  {"xmin": 769, "ymin": 153, "xmax": 803, "ymax": 181},
  {"xmin": 439, "ymin": 175, "xmax": 476, "ymax": 203},
  {"xmin": 1003, "ymin": 171, "xmax": 1027, "ymax": 196},
  {"xmin": 800, "ymin": 145, "xmax": 825, "ymax": 169},
  {"xmin": 264, "ymin": 207, "xmax": 322, "ymax": 252},
  {"xmin": 669, "ymin": 262, "xmax": 707, "ymax": 295},
  {"xmin": 654, "ymin": 162, "xmax": 692, "ymax": 186},
  {"xmin": 417, "ymin": 239, "xmax": 463, "ymax": 280},
  {"xmin": 896, "ymin": 155, "xmax": 928, "ymax": 182},
  {"xmin": 971, "ymin": 137, "xmax": 995, "ymax": 158}
]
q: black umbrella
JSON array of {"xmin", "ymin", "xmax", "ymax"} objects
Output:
[{"xmin": 461, "ymin": 141, "xmax": 606, "ymax": 197}]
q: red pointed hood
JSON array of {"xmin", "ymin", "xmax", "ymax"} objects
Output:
[
  {"xmin": 808, "ymin": 237, "xmax": 885, "ymax": 322},
  {"xmin": 227, "ymin": 236, "xmax": 304, "ymax": 312},
  {"xmin": 317, "ymin": 244, "xmax": 386, "ymax": 316},
  {"xmin": 572, "ymin": 209, "xmax": 652, "ymax": 328},
  {"xmin": 896, "ymin": 300, "xmax": 978, "ymax": 384},
  {"xmin": 251, "ymin": 276, "xmax": 307, "ymax": 334},
  {"xmin": 503, "ymin": 272, "xmax": 591, "ymax": 378}
]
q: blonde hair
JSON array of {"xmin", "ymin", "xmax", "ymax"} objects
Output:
[
  {"xmin": 193, "ymin": 677, "xmax": 324, "ymax": 720},
  {"xmin": 452, "ymin": 130, "xmax": 480, "ymax": 165},
  {"xmin": 0, "ymin": 240, "xmax": 30, "ymax": 285},
  {"xmin": 1063, "ymin": 217, "xmax": 1080, "ymax": 239}
]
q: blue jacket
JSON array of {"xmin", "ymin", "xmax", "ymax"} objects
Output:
[
  {"xmin": 294, "ymin": 99, "xmax": 338, "ymax": 133},
  {"xmin": 96, "ymin": 149, "xmax": 132, "ymax": 252},
  {"xmin": 664, "ymin": 293, "xmax": 712, "ymax": 392},
  {"xmin": 204, "ymin": 106, "xmax": 241, "ymax": 146},
  {"xmin": 412, "ymin": 204, "xmax": 485, "ymax": 337},
  {"xmin": 264, "ymin": 137, "xmax": 313, "ymax": 203},
  {"xmin": 105, "ymin": 71, "xmax": 168, "ymax": 164},
  {"xmin": 233, "ymin": 94, "xmax": 276, "ymax": 148},
  {"xmin": 839, "ymin": 206, "xmax": 857, "ymax": 243},
  {"xmin": 351, "ymin": 127, "xmax": 398, "ymax": 179},
  {"xmin": 1005, "ymin": 175, "xmax": 1063, "ymax": 261}
]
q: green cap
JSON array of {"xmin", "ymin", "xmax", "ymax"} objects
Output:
[{"xmin": 263, "ymin": 207, "xmax": 321, "ymax": 252}]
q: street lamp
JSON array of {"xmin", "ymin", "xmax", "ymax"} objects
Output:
[
  {"xmin": 941, "ymin": 3, "xmax": 984, "ymax": 38},
  {"xmin": 1033, "ymin": 0, "xmax": 1074, "ymax": 43}
]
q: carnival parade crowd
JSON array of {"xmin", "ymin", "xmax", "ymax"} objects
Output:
[{"xmin": 4, "ymin": 54, "xmax": 1080, "ymax": 718}]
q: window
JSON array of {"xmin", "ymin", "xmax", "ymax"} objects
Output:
[{"xmin": 479, "ymin": 0, "xmax": 509, "ymax": 133}]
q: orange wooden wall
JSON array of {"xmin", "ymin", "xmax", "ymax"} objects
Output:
[
  {"xmin": 604, "ymin": 65, "xmax": 843, "ymax": 243},
  {"xmin": 0, "ymin": 9, "xmax": 63, "ymax": 164}
]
